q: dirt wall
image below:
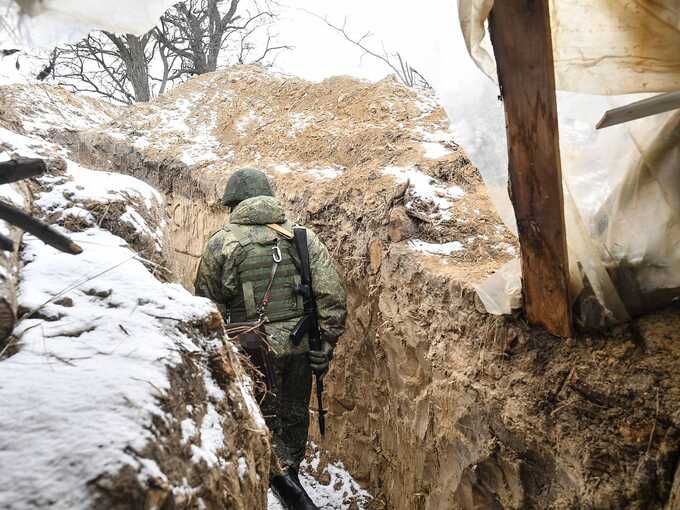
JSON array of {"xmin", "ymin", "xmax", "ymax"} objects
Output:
[
  {"xmin": 319, "ymin": 244, "xmax": 680, "ymax": 509},
  {"xmin": 134, "ymin": 184, "xmax": 680, "ymax": 510},
  {"xmin": 18, "ymin": 71, "xmax": 680, "ymax": 509}
]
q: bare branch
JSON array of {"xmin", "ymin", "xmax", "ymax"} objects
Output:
[{"xmin": 305, "ymin": 9, "xmax": 431, "ymax": 89}]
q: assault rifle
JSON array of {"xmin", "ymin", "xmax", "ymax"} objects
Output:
[{"xmin": 290, "ymin": 227, "xmax": 327, "ymax": 436}]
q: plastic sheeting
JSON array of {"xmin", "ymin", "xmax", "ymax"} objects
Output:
[
  {"xmin": 0, "ymin": 0, "xmax": 178, "ymax": 48},
  {"xmin": 454, "ymin": 0, "xmax": 680, "ymax": 329},
  {"xmin": 461, "ymin": 0, "xmax": 680, "ymax": 94}
]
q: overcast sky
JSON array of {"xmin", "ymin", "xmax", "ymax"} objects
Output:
[{"xmin": 273, "ymin": 0, "xmax": 457, "ymax": 84}]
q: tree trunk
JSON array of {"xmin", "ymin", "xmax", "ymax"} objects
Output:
[
  {"xmin": 0, "ymin": 182, "xmax": 30, "ymax": 342},
  {"xmin": 125, "ymin": 34, "xmax": 151, "ymax": 102}
]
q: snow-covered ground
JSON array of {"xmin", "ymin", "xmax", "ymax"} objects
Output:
[
  {"xmin": 0, "ymin": 81, "xmax": 274, "ymax": 508},
  {"xmin": 267, "ymin": 444, "xmax": 373, "ymax": 510}
]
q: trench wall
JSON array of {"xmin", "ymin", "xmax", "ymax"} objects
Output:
[
  {"xmin": 65, "ymin": 134, "xmax": 680, "ymax": 510},
  {"xmin": 160, "ymin": 193, "xmax": 680, "ymax": 510}
]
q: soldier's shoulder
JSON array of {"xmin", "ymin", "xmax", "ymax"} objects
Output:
[{"xmin": 206, "ymin": 226, "xmax": 243, "ymax": 250}]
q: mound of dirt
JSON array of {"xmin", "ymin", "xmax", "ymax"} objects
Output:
[{"xmin": 23, "ymin": 65, "xmax": 516, "ymax": 288}]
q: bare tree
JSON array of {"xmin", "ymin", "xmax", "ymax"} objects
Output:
[
  {"xmin": 46, "ymin": 31, "xmax": 155, "ymax": 103},
  {"xmin": 43, "ymin": 0, "xmax": 289, "ymax": 103},
  {"xmin": 155, "ymin": 0, "xmax": 289, "ymax": 77},
  {"xmin": 309, "ymin": 12, "xmax": 431, "ymax": 90}
]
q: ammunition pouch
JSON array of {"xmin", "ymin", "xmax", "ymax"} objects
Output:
[{"xmin": 226, "ymin": 322, "xmax": 275, "ymax": 393}]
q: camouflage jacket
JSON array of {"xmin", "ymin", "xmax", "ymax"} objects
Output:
[{"xmin": 194, "ymin": 196, "xmax": 347, "ymax": 355}]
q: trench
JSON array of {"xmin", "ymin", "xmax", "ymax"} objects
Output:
[{"xmin": 65, "ymin": 133, "xmax": 680, "ymax": 510}]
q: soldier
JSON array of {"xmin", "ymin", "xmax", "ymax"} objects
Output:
[{"xmin": 195, "ymin": 168, "xmax": 347, "ymax": 510}]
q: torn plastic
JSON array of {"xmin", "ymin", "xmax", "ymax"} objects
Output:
[
  {"xmin": 454, "ymin": 0, "xmax": 680, "ymax": 328},
  {"xmin": 0, "ymin": 0, "xmax": 178, "ymax": 48}
]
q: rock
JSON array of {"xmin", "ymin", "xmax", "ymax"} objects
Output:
[
  {"xmin": 54, "ymin": 296, "xmax": 74, "ymax": 307},
  {"xmin": 368, "ymin": 239, "xmax": 383, "ymax": 274},
  {"xmin": 387, "ymin": 207, "xmax": 417, "ymax": 242}
]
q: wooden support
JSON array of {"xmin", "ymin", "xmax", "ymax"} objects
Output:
[
  {"xmin": 0, "ymin": 200, "xmax": 82, "ymax": 255},
  {"xmin": 489, "ymin": 0, "xmax": 573, "ymax": 337},
  {"xmin": 597, "ymin": 91, "xmax": 680, "ymax": 129},
  {"xmin": 0, "ymin": 158, "xmax": 46, "ymax": 185},
  {"xmin": 0, "ymin": 183, "xmax": 29, "ymax": 341}
]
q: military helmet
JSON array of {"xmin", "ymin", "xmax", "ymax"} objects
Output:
[{"xmin": 221, "ymin": 167, "xmax": 274, "ymax": 207}]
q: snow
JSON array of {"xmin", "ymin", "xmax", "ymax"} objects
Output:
[
  {"xmin": 190, "ymin": 403, "xmax": 225, "ymax": 467},
  {"xmin": 137, "ymin": 458, "xmax": 168, "ymax": 484},
  {"xmin": 0, "ymin": 226, "xmax": 216, "ymax": 508},
  {"xmin": 111, "ymin": 92, "xmax": 222, "ymax": 166},
  {"xmin": 273, "ymin": 163, "xmax": 292, "ymax": 174},
  {"xmin": 62, "ymin": 206, "xmax": 95, "ymax": 224},
  {"xmin": 383, "ymin": 165, "xmax": 465, "ymax": 219},
  {"xmin": 422, "ymin": 141, "xmax": 452, "ymax": 159},
  {"xmin": 238, "ymin": 378, "xmax": 267, "ymax": 429},
  {"xmin": 290, "ymin": 112, "xmax": 313, "ymax": 132},
  {"xmin": 267, "ymin": 445, "xmax": 373, "ymax": 510},
  {"xmin": 271, "ymin": 162, "xmax": 344, "ymax": 180},
  {"xmin": 0, "ymin": 126, "xmax": 64, "ymax": 160},
  {"xmin": 181, "ymin": 418, "xmax": 198, "ymax": 445},
  {"xmin": 236, "ymin": 110, "xmax": 260, "ymax": 135},
  {"xmin": 3, "ymin": 86, "xmax": 114, "ymax": 134},
  {"xmin": 238, "ymin": 457, "xmax": 249, "ymax": 480},
  {"xmin": 409, "ymin": 239, "xmax": 465, "ymax": 256},
  {"xmin": 35, "ymin": 161, "xmax": 162, "ymax": 212},
  {"xmin": 309, "ymin": 166, "xmax": 344, "ymax": 180},
  {"xmin": 0, "ymin": 183, "xmax": 27, "ymax": 208}
]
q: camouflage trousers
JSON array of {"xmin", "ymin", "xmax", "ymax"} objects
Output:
[{"xmin": 259, "ymin": 350, "xmax": 312, "ymax": 477}]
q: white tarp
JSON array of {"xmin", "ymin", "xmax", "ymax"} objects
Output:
[
  {"xmin": 454, "ymin": 0, "xmax": 680, "ymax": 328},
  {"xmin": 0, "ymin": 0, "xmax": 178, "ymax": 48}
]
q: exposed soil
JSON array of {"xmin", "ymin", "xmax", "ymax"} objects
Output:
[{"xmin": 3, "ymin": 67, "xmax": 680, "ymax": 509}]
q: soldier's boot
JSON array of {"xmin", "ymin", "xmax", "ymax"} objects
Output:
[{"xmin": 270, "ymin": 471, "xmax": 319, "ymax": 510}]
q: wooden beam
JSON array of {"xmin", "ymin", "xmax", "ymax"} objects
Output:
[
  {"xmin": 0, "ymin": 183, "xmax": 30, "ymax": 342},
  {"xmin": 0, "ymin": 158, "xmax": 46, "ymax": 185},
  {"xmin": 0, "ymin": 201, "xmax": 82, "ymax": 255},
  {"xmin": 597, "ymin": 91, "xmax": 680, "ymax": 129},
  {"xmin": 489, "ymin": 0, "xmax": 573, "ymax": 337}
]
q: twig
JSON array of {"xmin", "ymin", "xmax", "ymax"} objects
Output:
[
  {"xmin": 634, "ymin": 388, "xmax": 661, "ymax": 479},
  {"xmin": 0, "ymin": 200, "xmax": 82, "ymax": 254}
]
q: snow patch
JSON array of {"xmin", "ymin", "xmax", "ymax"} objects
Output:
[
  {"xmin": 35, "ymin": 161, "xmax": 162, "ymax": 213},
  {"xmin": 273, "ymin": 163, "xmax": 292, "ymax": 174},
  {"xmin": 290, "ymin": 112, "xmax": 313, "ymax": 132},
  {"xmin": 409, "ymin": 239, "xmax": 465, "ymax": 256},
  {"xmin": 383, "ymin": 165, "xmax": 464, "ymax": 219},
  {"xmin": 267, "ymin": 445, "xmax": 372, "ymax": 510},
  {"xmin": 0, "ymin": 183, "xmax": 27, "ymax": 208},
  {"xmin": 181, "ymin": 418, "xmax": 197, "ymax": 445},
  {"xmin": 309, "ymin": 166, "xmax": 344, "ymax": 180},
  {"xmin": 422, "ymin": 141, "xmax": 452, "ymax": 159},
  {"xmin": 190, "ymin": 403, "xmax": 225, "ymax": 467},
  {"xmin": 238, "ymin": 457, "xmax": 248, "ymax": 481}
]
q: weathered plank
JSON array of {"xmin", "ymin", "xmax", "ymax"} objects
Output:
[
  {"xmin": 489, "ymin": 0, "xmax": 573, "ymax": 337},
  {"xmin": 0, "ymin": 158, "xmax": 46, "ymax": 185},
  {"xmin": 0, "ymin": 200, "xmax": 82, "ymax": 255},
  {"xmin": 0, "ymin": 183, "xmax": 29, "ymax": 342},
  {"xmin": 597, "ymin": 91, "xmax": 680, "ymax": 129}
]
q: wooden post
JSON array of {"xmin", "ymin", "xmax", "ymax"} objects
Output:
[{"xmin": 489, "ymin": 0, "xmax": 573, "ymax": 337}]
